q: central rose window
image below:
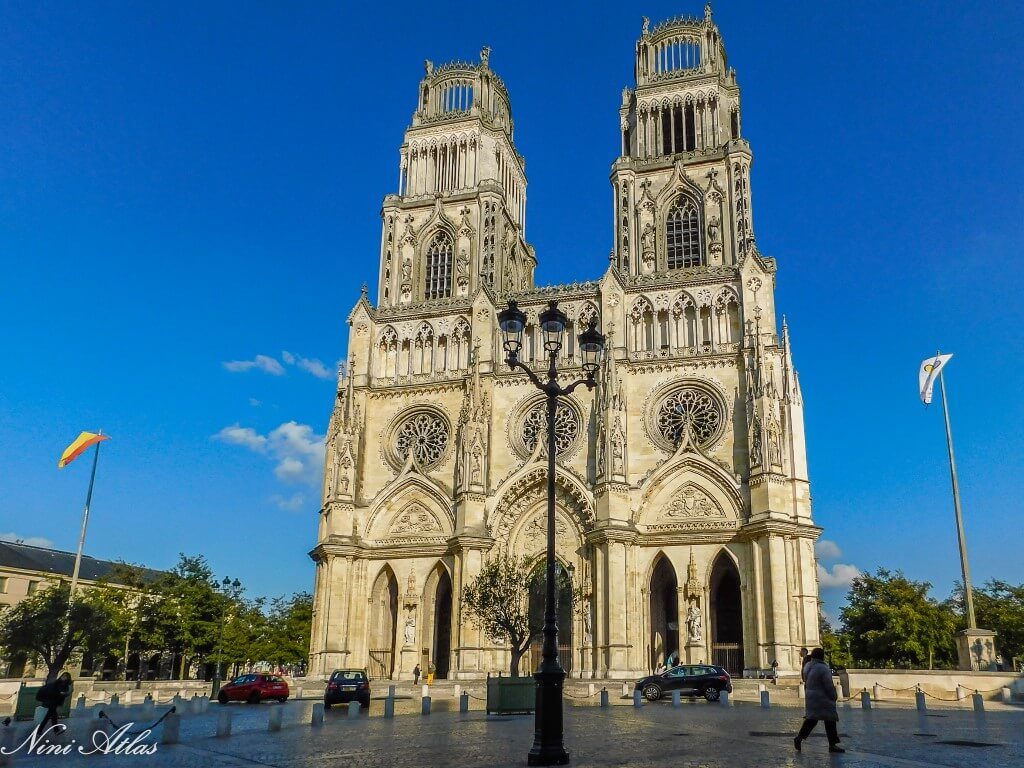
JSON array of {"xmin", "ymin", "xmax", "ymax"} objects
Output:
[
  {"xmin": 647, "ymin": 382, "xmax": 727, "ymax": 452},
  {"xmin": 387, "ymin": 408, "xmax": 450, "ymax": 470},
  {"xmin": 509, "ymin": 396, "xmax": 583, "ymax": 460}
]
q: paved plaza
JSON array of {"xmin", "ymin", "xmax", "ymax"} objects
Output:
[{"xmin": 4, "ymin": 692, "xmax": 1022, "ymax": 768}]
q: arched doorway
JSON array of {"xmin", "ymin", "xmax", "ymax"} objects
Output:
[
  {"xmin": 423, "ymin": 565, "xmax": 453, "ymax": 679},
  {"xmin": 528, "ymin": 563, "xmax": 573, "ymax": 674},
  {"xmin": 649, "ymin": 555, "xmax": 679, "ymax": 672},
  {"xmin": 368, "ymin": 566, "xmax": 399, "ymax": 679},
  {"xmin": 710, "ymin": 552, "xmax": 743, "ymax": 674}
]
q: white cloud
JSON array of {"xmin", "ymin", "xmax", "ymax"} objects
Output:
[
  {"xmin": 818, "ymin": 563, "xmax": 861, "ymax": 590},
  {"xmin": 0, "ymin": 532, "xmax": 55, "ymax": 549},
  {"xmin": 270, "ymin": 493, "xmax": 306, "ymax": 512},
  {"xmin": 248, "ymin": 398, "xmax": 262, "ymax": 407},
  {"xmin": 214, "ymin": 420, "xmax": 325, "ymax": 489},
  {"xmin": 296, "ymin": 357, "xmax": 332, "ymax": 380},
  {"xmin": 223, "ymin": 355, "xmax": 285, "ymax": 376},
  {"xmin": 281, "ymin": 350, "xmax": 296, "ymax": 365},
  {"xmin": 815, "ymin": 539, "xmax": 843, "ymax": 561},
  {"xmin": 213, "ymin": 425, "xmax": 268, "ymax": 452}
]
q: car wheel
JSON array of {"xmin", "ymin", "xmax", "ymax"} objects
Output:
[
  {"xmin": 703, "ymin": 687, "xmax": 720, "ymax": 702},
  {"xmin": 277, "ymin": 696, "xmax": 288, "ymax": 703},
  {"xmin": 217, "ymin": 692, "xmax": 228, "ymax": 705},
  {"xmin": 247, "ymin": 691, "xmax": 261, "ymax": 705},
  {"xmin": 642, "ymin": 684, "xmax": 662, "ymax": 702}
]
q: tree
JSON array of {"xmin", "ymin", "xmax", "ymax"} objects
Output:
[
  {"xmin": 840, "ymin": 568, "xmax": 958, "ymax": 669},
  {"xmin": 262, "ymin": 592, "xmax": 312, "ymax": 670},
  {"xmin": 951, "ymin": 580, "xmax": 1024, "ymax": 668},
  {"xmin": 151, "ymin": 555, "xmax": 222, "ymax": 678},
  {"xmin": 88, "ymin": 563, "xmax": 163, "ymax": 680},
  {"xmin": 0, "ymin": 583, "xmax": 118, "ymax": 680},
  {"xmin": 818, "ymin": 610, "xmax": 852, "ymax": 670},
  {"xmin": 462, "ymin": 556, "xmax": 542, "ymax": 676}
]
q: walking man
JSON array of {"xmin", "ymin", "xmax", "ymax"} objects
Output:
[
  {"xmin": 413, "ymin": 663, "xmax": 421, "ymax": 685},
  {"xmin": 36, "ymin": 672, "xmax": 73, "ymax": 733},
  {"xmin": 794, "ymin": 648, "xmax": 845, "ymax": 753}
]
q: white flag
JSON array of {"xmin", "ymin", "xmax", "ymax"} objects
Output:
[{"xmin": 919, "ymin": 353, "xmax": 953, "ymax": 404}]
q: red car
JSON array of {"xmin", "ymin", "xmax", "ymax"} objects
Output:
[{"xmin": 217, "ymin": 673, "xmax": 289, "ymax": 704}]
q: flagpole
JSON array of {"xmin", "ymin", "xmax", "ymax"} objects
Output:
[
  {"xmin": 68, "ymin": 436, "xmax": 102, "ymax": 612},
  {"xmin": 937, "ymin": 361, "xmax": 976, "ymax": 628}
]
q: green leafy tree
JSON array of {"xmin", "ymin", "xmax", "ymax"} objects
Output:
[
  {"xmin": 262, "ymin": 592, "xmax": 312, "ymax": 669},
  {"xmin": 151, "ymin": 555, "xmax": 222, "ymax": 678},
  {"xmin": 950, "ymin": 580, "xmax": 1024, "ymax": 667},
  {"xmin": 840, "ymin": 568, "xmax": 958, "ymax": 669},
  {"xmin": 88, "ymin": 563, "xmax": 163, "ymax": 679},
  {"xmin": 0, "ymin": 583, "xmax": 118, "ymax": 680},
  {"xmin": 462, "ymin": 556, "xmax": 542, "ymax": 677},
  {"xmin": 818, "ymin": 610, "xmax": 853, "ymax": 670}
]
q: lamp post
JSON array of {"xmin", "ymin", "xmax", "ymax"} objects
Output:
[
  {"xmin": 498, "ymin": 299, "xmax": 605, "ymax": 766},
  {"xmin": 212, "ymin": 577, "xmax": 241, "ymax": 698}
]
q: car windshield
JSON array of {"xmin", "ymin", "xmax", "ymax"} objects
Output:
[
  {"xmin": 331, "ymin": 671, "xmax": 366, "ymax": 681},
  {"xmin": 232, "ymin": 675, "xmax": 253, "ymax": 684},
  {"xmin": 268, "ymin": 676, "xmax": 283, "ymax": 683}
]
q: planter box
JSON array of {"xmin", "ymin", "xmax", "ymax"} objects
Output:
[
  {"xmin": 15, "ymin": 684, "xmax": 71, "ymax": 721},
  {"xmin": 486, "ymin": 675, "xmax": 535, "ymax": 715}
]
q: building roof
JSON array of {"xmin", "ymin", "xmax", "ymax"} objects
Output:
[{"xmin": 0, "ymin": 540, "xmax": 164, "ymax": 585}]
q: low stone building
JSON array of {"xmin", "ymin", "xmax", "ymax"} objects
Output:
[{"xmin": 309, "ymin": 8, "xmax": 822, "ymax": 681}]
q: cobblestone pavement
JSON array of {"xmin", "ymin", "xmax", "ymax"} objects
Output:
[{"xmin": 5, "ymin": 696, "xmax": 1022, "ymax": 768}]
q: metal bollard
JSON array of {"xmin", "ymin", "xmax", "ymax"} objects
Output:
[
  {"xmin": 388, "ymin": 684, "xmax": 396, "ymax": 698},
  {"xmin": 632, "ymin": 689, "xmax": 643, "ymax": 708},
  {"xmin": 972, "ymin": 693, "xmax": 984, "ymax": 713},
  {"xmin": 190, "ymin": 695, "xmax": 202, "ymax": 715},
  {"xmin": 621, "ymin": 682, "xmax": 629, "ymax": 697},
  {"xmin": 460, "ymin": 692, "xmax": 469, "ymax": 713},
  {"xmin": 268, "ymin": 706, "xmax": 283, "ymax": 732},
  {"xmin": 142, "ymin": 698, "xmax": 155, "ymax": 717},
  {"xmin": 110, "ymin": 693, "xmax": 119, "ymax": 707},
  {"xmin": 600, "ymin": 688, "xmax": 609, "ymax": 708},
  {"xmin": 956, "ymin": 685, "xmax": 966, "ymax": 701},
  {"xmin": 421, "ymin": 696, "xmax": 431, "ymax": 715},
  {"xmin": 311, "ymin": 702, "xmax": 324, "ymax": 727},
  {"xmin": 588, "ymin": 683, "xmax": 595, "ymax": 697},
  {"xmin": 454, "ymin": 684, "xmax": 461, "ymax": 699},
  {"xmin": 1001, "ymin": 687, "xmax": 1012, "ymax": 704},
  {"xmin": 915, "ymin": 689, "xmax": 927, "ymax": 712},
  {"xmin": 384, "ymin": 695, "xmax": 395, "ymax": 718},
  {"xmin": 217, "ymin": 710, "xmax": 232, "ymax": 738},
  {"xmin": 719, "ymin": 690, "xmax": 730, "ymax": 707},
  {"xmin": 672, "ymin": 690, "xmax": 681, "ymax": 707},
  {"xmin": 421, "ymin": 684, "xmax": 429, "ymax": 699},
  {"xmin": 760, "ymin": 688, "xmax": 770, "ymax": 709},
  {"xmin": 75, "ymin": 694, "xmax": 87, "ymax": 715},
  {"xmin": 872, "ymin": 684, "xmax": 881, "ymax": 701},
  {"xmin": 348, "ymin": 701, "xmax": 360, "ymax": 720},
  {"xmin": 797, "ymin": 683, "xmax": 805, "ymax": 699},
  {"xmin": 860, "ymin": 690, "xmax": 872, "ymax": 709},
  {"xmin": 161, "ymin": 712, "xmax": 180, "ymax": 745}
]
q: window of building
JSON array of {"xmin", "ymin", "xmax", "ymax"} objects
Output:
[
  {"xmin": 0, "ymin": 577, "xmax": 7, "ymax": 593},
  {"xmin": 666, "ymin": 196, "xmax": 702, "ymax": 269},
  {"xmin": 424, "ymin": 231, "xmax": 454, "ymax": 300},
  {"xmin": 26, "ymin": 580, "xmax": 39, "ymax": 595}
]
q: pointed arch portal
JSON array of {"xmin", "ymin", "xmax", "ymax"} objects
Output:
[
  {"xmin": 710, "ymin": 553, "xmax": 744, "ymax": 674},
  {"xmin": 528, "ymin": 563, "xmax": 573, "ymax": 674},
  {"xmin": 649, "ymin": 555, "xmax": 679, "ymax": 672},
  {"xmin": 368, "ymin": 567, "xmax": 399, "ymax": 679}
]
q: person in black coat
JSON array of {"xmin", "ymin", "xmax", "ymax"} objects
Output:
[
  {"xmin": 36, "ymin": 672, "xmax": 73, "ymax": 732},
  {"xmin": 413, "ymin": 664, "xmax": 421, "ymax": 685},
  {"xmin": 794, "ymin": 648, "xmax": 845, "ymax": 753}
]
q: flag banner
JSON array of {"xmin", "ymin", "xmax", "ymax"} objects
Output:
[
  {"xmin": 919, "ymin": 354, "xmax": 953, "ymax": 404},
  {"xmin": 58, "ymin": 432, "xmax": 110, "ymax": 468}
]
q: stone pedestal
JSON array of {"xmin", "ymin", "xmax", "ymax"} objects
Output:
[
  {"xmin": 956, "ymin": 628, "xmax": 998, "ymax": 671},
  {"xmin": 684, "ymin": 641, "xmax": 705, "ymax": 665},
  {"xmin": 398, "ymin": 646, "xmax": 419, "ymax": 679}
]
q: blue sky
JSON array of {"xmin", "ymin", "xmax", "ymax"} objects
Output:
[{"xmin": 1, "ymin": 1, "xmax": 1022, "ymax": 619}]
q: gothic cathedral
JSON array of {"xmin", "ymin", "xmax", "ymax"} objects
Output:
[{"xmin": 310, "ymin": 8, "xmax": 821, "ymax": 681}]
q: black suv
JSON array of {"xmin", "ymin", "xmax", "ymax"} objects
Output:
[
  {"xmin": 635, "ymin": 664, "xmax": 733, "ymax": 702},
  {"xmin": 324, "ymin": 669, "xmax": 371, "ymax": 709}
]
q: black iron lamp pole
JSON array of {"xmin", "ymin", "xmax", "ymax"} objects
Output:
[{"xmin": 498, "ymin": 299, "xmax": 605, "ymax": 767}]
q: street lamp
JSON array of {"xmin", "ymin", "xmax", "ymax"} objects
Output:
[
  {"xmin": 212, "ymin": 577, "xmax": 241, "ymax": 698},
  {"xmin": 498, "ymin": 299, "xmax": 605, "ymax": 766}
]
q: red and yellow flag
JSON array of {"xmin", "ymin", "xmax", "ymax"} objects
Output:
[{"xmin": 58, "ymin": 432, "xmax": 110, "ymax": 468}]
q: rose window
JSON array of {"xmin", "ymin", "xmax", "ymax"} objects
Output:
[
  {"xmin": 655, "ymin": 386, "xmax": 724, "ymax": 449},
  {"xmin": 521, "ymin": 402, "xmax": 580, "ymax": 457},
  {"xmin": 394, "ymin": 412, "xmax": 449, "ymax": 469}
]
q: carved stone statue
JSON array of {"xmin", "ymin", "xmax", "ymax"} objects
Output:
[
  {"xmin": 583, "ymin": 599, "xmax": 592, "ymax": 645},
  {"xmin": 404, "ymin": 614, "xmax": 416, "ymax": 646},
  {"xmin": 611, "ymin": 431, "xmax": 625, "ymax": 476},
  {"xmin": 424, "ymin": 59, "xmax": 434, "ymax": 76},
  {"xmin": 480, "ymin": 46, "xmax": 491, "ymax": 66},
  {"xmin": 401, "ymin": 257, "xmax": 412, "ymax": 281},
  {"xmin": 470, "ymin": 445, "xmax": 483, "ymax": 485},
  {"xmin": 641, "ymin": 222, "xmax": 655, "ymax": 254},
  {"xmin": 707, "ymin": 215, "xmax": 721, "ymax": 245},
  {"xmin": 768, "ymin": 424, "xmax": 782, "ymax": 466},
  {"xmin": 686, "ymin": 602, "xmax": 703, "ymax": 643}
]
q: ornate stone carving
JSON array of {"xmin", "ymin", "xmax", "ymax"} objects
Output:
[
  {"xmin": 394, "ymin": 412, "xmax": 449, "ymax": 469},
  {"xmin": 654, "ymin": 386, "xmax": 724, "ymax": 450},
  {"xmin": 521, "ymin": 400, "xmax": 580, "ymax": 457},
  {"xmin": 387, "ymin": 503, "xmax": 442, "ymax": 536},
  {"xmin": 663, "ymin": 483, "xmax": 724, "ymax": 519},
  {"xmin": 686, "ymin": 602, "xmax": 703, "ymax": 642}
]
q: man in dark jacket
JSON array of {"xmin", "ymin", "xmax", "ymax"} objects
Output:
[
  {"xmin": 36, "ymin": 672, "xmax": 73, "ymax": 732},
  {"xmin": 794, "ymin": 648, "xmax": 844, "ymax": 753}
]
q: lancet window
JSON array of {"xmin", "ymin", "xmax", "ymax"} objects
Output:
[
  {"xmin": 666, "ymin": 196, "xmax": 701, "ymax": 269},
  {"xmin": 424, "ymin": 231, "xmax": 454, "ymax": 300}
]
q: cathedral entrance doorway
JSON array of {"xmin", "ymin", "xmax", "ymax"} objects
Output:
[
  {"xmin": 528, "ymin": 563, "xmax": 573, "ymax": 674},
  {"xmin": 429, "ymin": 568, "xmax": 452, "ymax": 679},
  {"xmin": 649, "ymin": 555, "xmax": 679, "ymax": 672},
  {"xmin": 368, "ymin": 566, "xmax": 398, "ymax": 679},
  {"xmin": 709, "ymin": 553, "xmax": 743, "ymax": 674}
]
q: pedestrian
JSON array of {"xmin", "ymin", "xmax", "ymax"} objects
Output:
[
  {"xmin": 794, "ymin": 648, "xmax": 844, "ymax": 753},
  {"xmin": 427, "ymin": 662, "xmax": 436, "ymax": 684},
  {"xmin": 36, "ymin": 672, "xmax": 73, "ymax": 733},
  {"xmin": 799, "ymin": 647, "xmax": 810, "ymax": 681},
  {"xmin": 413, "ymin": 663, "xmax": 421, "ymax": 685}
]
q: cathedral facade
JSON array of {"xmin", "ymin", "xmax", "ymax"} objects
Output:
[{"xmin": 309, "ymin": 8, "xmax": 822, "ymax": 681}]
